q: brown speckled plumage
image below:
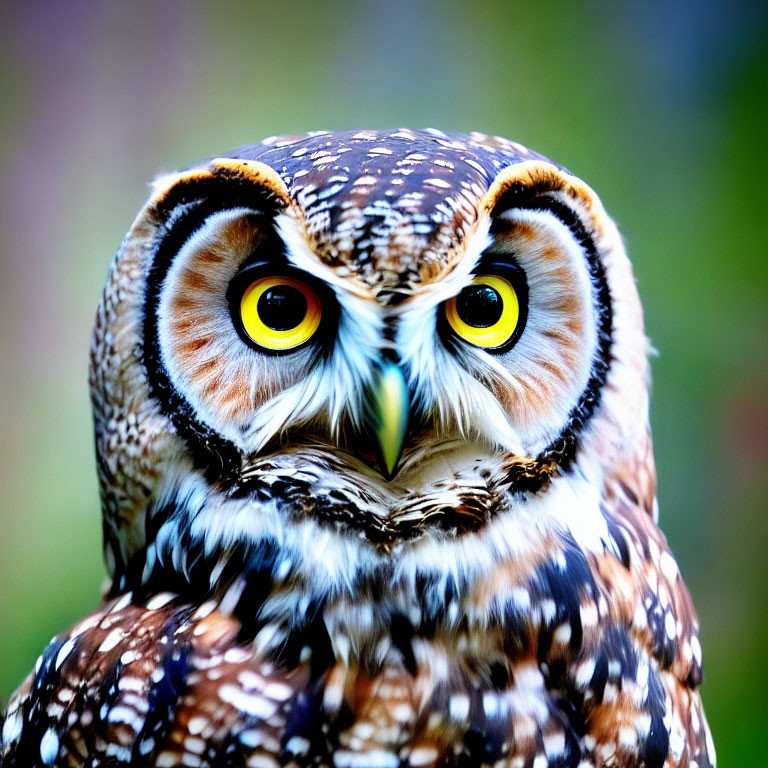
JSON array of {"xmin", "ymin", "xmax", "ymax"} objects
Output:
[{"xmin": 2, "ymin": 130, "xmax": 714, "ymax": 767}]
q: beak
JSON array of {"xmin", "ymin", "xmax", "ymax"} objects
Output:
[{"xmin": 370, "ymin": 362, "xmax": 410, "ymax": 479}]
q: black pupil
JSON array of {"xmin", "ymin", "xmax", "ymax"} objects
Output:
[
  {"xmin": 257, "ymin": 285, "xmax": 307, "ymax": 331},
  {"xmin": 456, "ymin": 284, "xmax": 503, "ymax": 327}
]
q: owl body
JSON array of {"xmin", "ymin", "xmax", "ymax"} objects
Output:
[{"xmin": 2, "ymin": 130, "xmax": 714, "ymax": 767}]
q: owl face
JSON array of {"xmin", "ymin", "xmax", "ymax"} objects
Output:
[{"xmin": 92, "ymin": 129, "xmax": 648, "ymax": 598}]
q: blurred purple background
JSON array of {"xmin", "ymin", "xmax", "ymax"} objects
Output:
[{"xmin": 1, "ymin": 1, "xmax": 766, "ymax": 762}]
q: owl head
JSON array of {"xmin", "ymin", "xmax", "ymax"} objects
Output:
[{"xmin": 91, "ymin": 129, "xmax": 649, "ymax": 602}]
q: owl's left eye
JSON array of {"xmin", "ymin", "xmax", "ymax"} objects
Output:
[
  {"xmin": 230, "ymin": 268, "xmax": 323, "ymax": 352},
  {"xmin": 443, "ymin": 269, "xmax": 527, "ymax": 352}
]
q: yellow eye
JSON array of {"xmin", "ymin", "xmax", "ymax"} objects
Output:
[
  {"xmin": 239, "ymin": 275, "xmax": 322, "ymax": 351},
  {"xmin": 444, "ymin": 273, "xmax": 522, "ymax": 350}
]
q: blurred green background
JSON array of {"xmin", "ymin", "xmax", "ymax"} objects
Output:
[{"xmin": 1, "ymin": 0, "xmax": 766, "ymax": 763}]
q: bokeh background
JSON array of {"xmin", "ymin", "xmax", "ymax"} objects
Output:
[{"xmin": 1, "ymin": 0, "xmax": 766, "ymax": 763}]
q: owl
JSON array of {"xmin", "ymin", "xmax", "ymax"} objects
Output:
[{"xmin": 1, "ymin": 129, "xmax": 714, "ymax": 768}]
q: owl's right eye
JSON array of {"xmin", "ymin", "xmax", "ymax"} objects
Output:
[
  {"xmin": 443, "ymin": 266, "xmax": 527, "ymax": 352},
  {"xmin": 229, "ymin": 266, "xmax": 323, "ymax": 352}
]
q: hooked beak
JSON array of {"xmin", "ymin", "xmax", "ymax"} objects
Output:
[{"xmin": 369, "ymin": 362, "xmax": 409, "ymax": 479}]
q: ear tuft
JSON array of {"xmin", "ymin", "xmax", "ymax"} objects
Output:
[
  {"xmin": 483, "ymin": 161, "xmax": 616, "ymax": 236},
  {"xmin": 147, "ymin": 158, "xmax": 292, "ymax": 218}
]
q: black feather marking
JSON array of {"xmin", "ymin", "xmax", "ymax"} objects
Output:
[
  {"xmin": 413, "ymin": 571, "xmax": 460, "ymax": 633},
  {"xmin": 455, "ymin": 682, "xmax": 511, "ymax": 764},
  {"xmin": 604, "ymin": 513, "xmax": 632, "ymax": 569},
  {"xmin": 233, "ymin": 540, "xmax": 279, "ymax": 644},
  {"xmin": 488, "ymin": 661, "xmax": 510, "ymax": 691},
  {"xmin": 389, "ymin": 613, "xmax": 417, "ymax": 675},
  {"xmin": 460, "ymin": 723, "xmax": 507, "ymax": 765},
  {"xmin": 548, "ymin": 726, "xmax": 582, "ymax": 768},
  {"xmin": 531, "ymin": 539, "xmax": 597, "ymax": 656},
  {"xmin": 274, "ymin": 607, "xmax": 334, "ymax": 676},
  {"xmin": 4, "ymin": 635, "xmax": 69, "ymax": 768},
  {"xmin": 129, "ymin": 610, "xmax": 193, "ymax": 765},
  {"xmin": 279, "ymin": 677, "xmax": 331, "ymax": 765},
  {"xmin": 639, "ymin": 666, "xmax": 670, "ymax": 768},
  {"xmin": 600, "ymin": 625, "xmax": 639, "ymax": 683},
  {"xmin": 644, "ymin": 589, "xmax": 678, "ymax": 671},
  {"xmin": 588, "ymin": 652, "xmax": 609, "ymax": 704}
]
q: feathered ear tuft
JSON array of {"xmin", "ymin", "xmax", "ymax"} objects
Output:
[
  {"xmin": 149, "ymin": 158, "xmax": 292, "ymax": 213},
  {"xmin": 482, "ymin": 160, "xmax": 606, "ymax": 224}
]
